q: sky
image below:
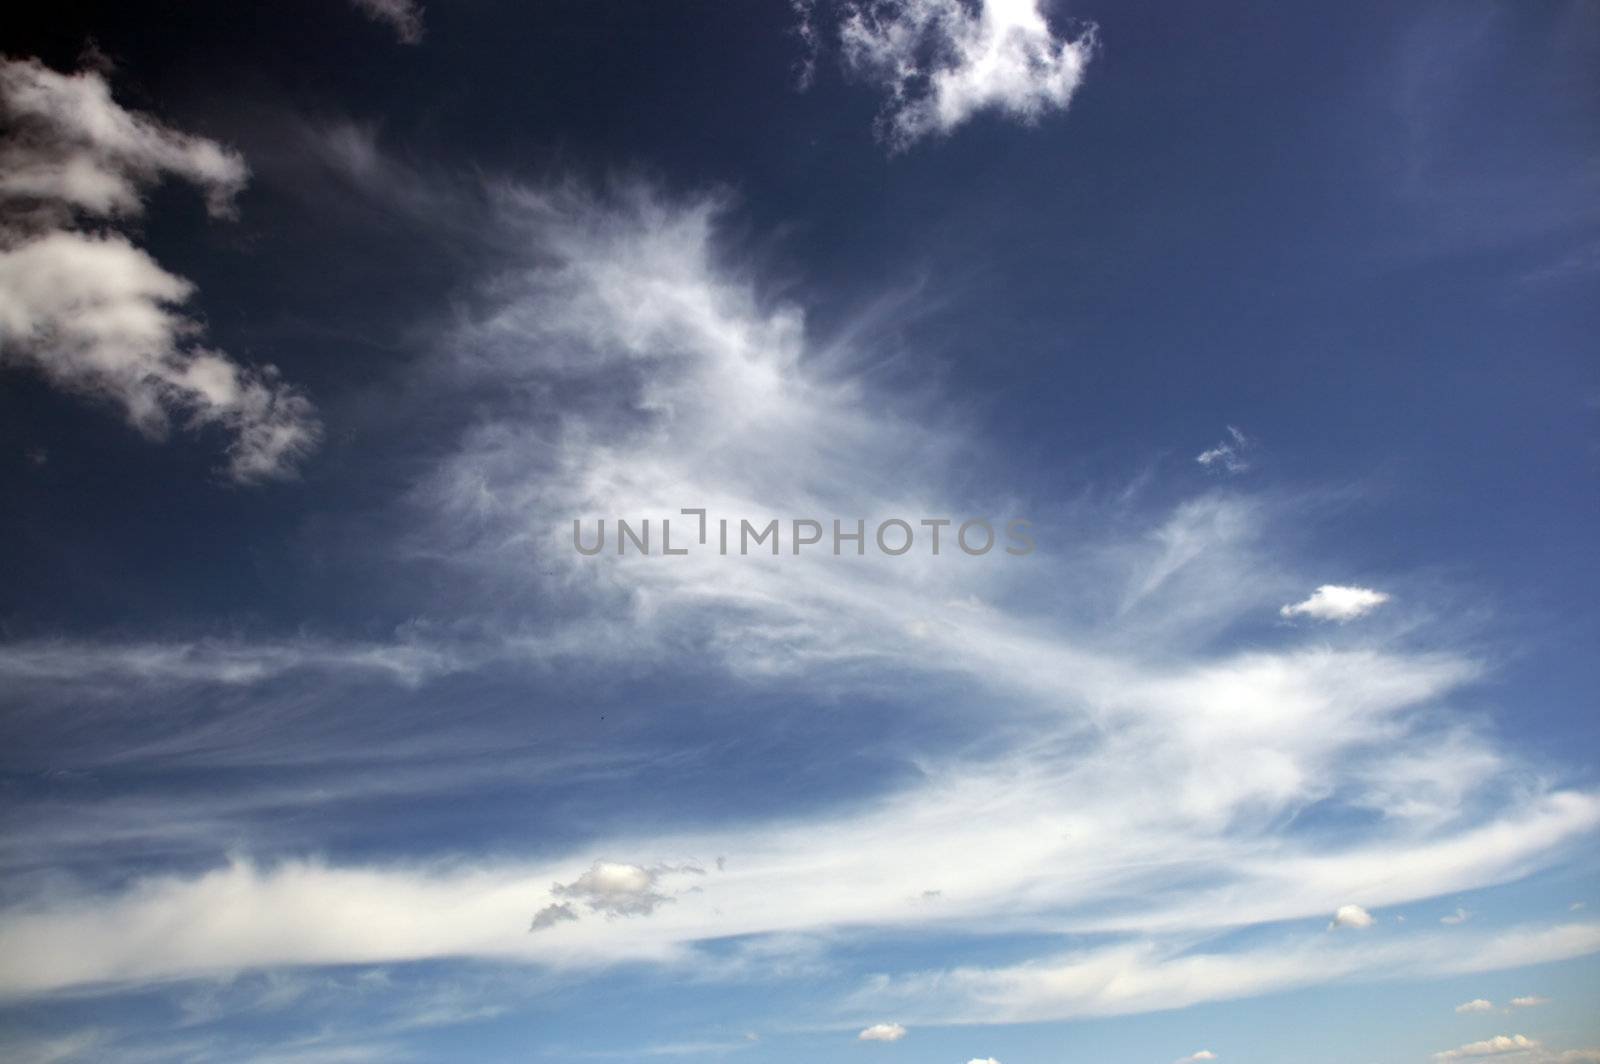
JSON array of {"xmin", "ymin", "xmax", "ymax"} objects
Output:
[{"xmin": 0, "ymin": 1, "xmax": 1597, "ymax": 1062}]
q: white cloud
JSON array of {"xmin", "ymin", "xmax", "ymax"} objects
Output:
[
  {"xmin": 1196, "ymin": 426, "xmax": 1252, "ymax": 474},
  {"xmin": 0, "ymin": 58, "xmax": 319, "ymax": 481},
  {"xmin": 1509, "ymin": 995, "xmax": 1548, "ymax": 1008},
  {"xmin": 858, "ymin": 1023, "xmax": 906, "ymax": 1042},
  {"xmin": 1442, "ymin": 907, "xmax": 1472, "ymax": 925},
  {"xmin": 0, "ymin": 57, "xmax": 245, "ymax": 222},
  {"xmin": 846, "ymin": 920, "xmax": 1600, "ymax": 1026},
  {"xmin": 552, "ymin": 861, "xmax": 682, "ymax": 919},
  {"xmin": 1176, "ymin": 1053, "xmax": 1218, "ymax": 1063},
  {"xmin": 967, "ymin": 1058, "xmax": 1000, "ymax": 1064},
  {"xmin": 838, "ymin": 0, "xmax": 1096, "ymax": 149},
  {"xmin": 1436, "ymin": 1035, "xmax": 1540, "ymax": 1060},
  {"xmin": 1456, "ymin": 998, "xmax": 1495, "ymax": 1013},
  {"xmin": 0, "ymin": 231, "xmax": 319, "ymax": 480},
  {"xmin": 349, "ymin": 0, "xmax": 425, "ymax": 44},
  {"xmin": 1280, "ymin": 585, "xmax": 1391, "ymax": 623},
  {"xmin": 0, "ymin": 637, "xmax": 455, "ymax": 688},
  {"xmin": 2, "ymin": 165, "xmax": 1598, "ymax": 1032},
  {"xmin": 1330, "ymin": 904, "xmax": 1376, "ymax": 930}
]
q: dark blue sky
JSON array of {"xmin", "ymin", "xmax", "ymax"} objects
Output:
[{"xmin": 1, "ymin": 2, "xmax": 1597, "ymax": 1061}]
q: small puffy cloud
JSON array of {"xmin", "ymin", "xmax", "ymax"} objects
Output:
[
  {"xmin": 527, "ymin": 902, "xmax": 578, "ymax": 932},
  {"xmin": 1456, "ymin": 999, "xmax": 1495, "ymax": 1013},
  {"xmin": 839, "ymin": 0, "xmax": 1096, "ymax": 149},
  {"xmin": 1280, "ymin": 585, "xmax": 1390, "ymax": 623},
  {"xmin": 0, "ymin": 57, "xmax": 319, "ymax": 482},
  {"xmin": 967, "ymin": 1059, "xmax": 1001, "ymax": 1064},
  {"xmin": 1442, "ymin": 907, "xmax": 1472, "ymax": 925},
  {"xmin": 1176, "ymin": 1053, "xmax": 1218, "ymax": 1063},
  {"xmin": 1196, "ymin": 425, "xmax": 1253, "ymax": 473},
  {"xmin": 350, "ymin": 0, "xmax": 425, "ymax": 43},
  {"xmin": 858, "ymin": 1023, "xmax": 907, "ymax": 1042},
  {"xmin": 1329, "ymin": 904, "xmax": 1376, "ymax": 930},
  {"xmin": 1509, "ymin": 996, "xmax": 1549, "ymax": 1009},
  {"xmin": 552, "ymin": 861, "xmax": 671, "ymax": 918},
  {"xmin": 1435, "ymin": 1035, "xmax": 1539, "ymax": 1060}
]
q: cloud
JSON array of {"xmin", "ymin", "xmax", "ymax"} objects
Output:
[
  {"xmin": 1436, "ymin": 1035, "xmax": 1540, "ymax": 1060},
  {"xmin": 0, "ymin": 57, "xmax": 246, "ymax": 223},
  {"xmin": 0, "ymin": 637, "xmax": 455, "ymax": 688},
  {"xmin": 1176, "ymin": 1054, "xmax": 1218, "ymax": 1064},
  {"xmin": 967, "ymin": 1058, "xmax": 1000, "ymax": 1064},
  {"xmin": 1509, "ymin": 995, "xmax": 1548, "ymax": 1008},
  {"xmin": 528, "ymin": 903, "xmax": 578, "ymax": 933},
  {"xmin": 1280, "ymin": 585, "xmax": 1391, "ymax": 623},
  {"xmin": 0, "ymin": 57, "xmax": 319, "ymax": 482},
  {"xmin": 838, "ymin": 0, "xmax": 1096, "ymax": 149},
  {"xmin": 1196, "ymin": 426, "xmax": 1253, "ymax": 474},
  {"xmin": 349, "ymin": 0, "xmax": 425, "ymax": 44},
  {"xmin": 846, "ymin": 920, "xmax": 1600, "ymax": 1026},
  {"xmin": 1456, "ymin": 999, "xmax": 1495, "ymax": 1013},
  {"xmin": 2, "ymin": 164, "xmax": 1598, "ymax": 1034},
  {"xmin": 552, "ymin": 861, "xmax": 674, "ymax": 918},
  {"xmin": 858, "ymin": 1023, "xmax": 906, "ymax": 1042},
  {"xmin": 1442, "ymin": 907, "xmax": 1471, "ymax": 925},
  {"xmin": 1330, "ymin": 904, "xmax": 1376, "ymax": 930}
]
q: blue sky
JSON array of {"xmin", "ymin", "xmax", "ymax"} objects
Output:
[{"xmin": 0, "ymin": 1, "xmax": 1597, "ymax": 1062}]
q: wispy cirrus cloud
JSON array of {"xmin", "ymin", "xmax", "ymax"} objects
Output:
[
  {"xmin": 349, "ymin": 0, "xmax": 425, "ymax": 44},
  {"xmin": 1196, "ymin": 426, "xmax": 1253, "ymax": 474},
  {"xmin": 0, "ymin": 151, "xmax": 1594, "ymax": 1037}
]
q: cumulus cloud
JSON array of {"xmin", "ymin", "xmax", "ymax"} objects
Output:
[
  {"xmin": 1196, "ymin": 426, "xmax": 1252, "ymax": 473},
  {"xmin": 1456, "ymin": 998, "xmax": 1495, "ymax": 1013},
  {"xmin": 350, "ymin": 0, "xmax": 425, "ymax": 44},
  {"xmin": 1509, "ymin": 995, "xmax": 1548, "ymax": 1008},
  {"xmin": 1436, "ymin": 1035, "xmax": 1541, "ymax": 1060},
  {"xmin": 1280, "ymin": 585, "xmax": 1391, "ymax": 623},
  {"xmin": 0, "ymin": 57, "xmax": 246, "ymax": 223},
  {"xmin": 858, "ymin": 1023, "xmax": 907, "ymax": 1042},
  {"xmin": 967, "ymin": 1058, "xmax": 1001, "ymax": 1064},
  {"xmin": 1176, "ymin": 1054, "xmax": 1218, "ymax": 1064},
  {"xmin": 838, "ymin": 0, "xmax": 1096, "ymax": 149},
  {"xmin": 551, "ymin": 861, "xmax": 675, "ymax": 918},
  {"xmin": 0, "ymin": 57, "xmax": 319, "ymax": 481},
  {"xmin": 1330, "ymin": 904, "xmax": 1376, "ymax": 930}
]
